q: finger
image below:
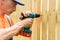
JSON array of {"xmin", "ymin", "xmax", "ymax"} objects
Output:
[
  {"xmin": 25, "ymin": 13, "xmax": 29, "ymax": 17},
  {"xmin": 22, "ymin": 12, "xmax": 28, "ymax": 17},
  {"xmin": 22, "ymin": 11, "xmax": 31, "ymax": 17},
  {"xmin": 25, "ymin": 11, "xmax": 32, "ymax": 16},
  {"xmin": 29, "ymin": 18, "xmax": 33, "ymax": 22},
  {"xmin": 27, "ymin": 19, "xmax": 33, "ymax": 24},
  {"xmin": 19, "ymin": 16, "xmax": 23, "ymax": 20}
]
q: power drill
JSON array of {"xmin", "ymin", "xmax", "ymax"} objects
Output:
[{"xmin": 20, "ymin": 12, "xmax": 40, "ymax": 37}]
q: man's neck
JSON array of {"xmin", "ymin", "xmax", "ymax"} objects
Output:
[{"xmin": 0, "ymin": 11, "xmax": 5, "ymax": 16}]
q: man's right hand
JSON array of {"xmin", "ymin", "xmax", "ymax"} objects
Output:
[{"xmin": 19, "ymin": 18, "xmax": 33, "ymax": 28}]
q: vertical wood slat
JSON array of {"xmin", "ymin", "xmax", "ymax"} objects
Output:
[
  {"xmin": 40, "ymin": 0, "xmax": 43, "ymax": 40},
  {"xmin": 32, "ymin": 0, "xmax": 41, "ymax": 40},
  {"xmin": 46, "ymin": 0, "xmax": 50, "ymax": 40},
  {"xmin": 35, "ymin": 0, "xmax": 41, "ymax": 40},
  {"xmin": 58, "ymin": 0, "xmax": 60, "ymax": 12},
  {"xmin": 32, "ymin": 0, "xmax": 37, "ymax": 40},
  {"xmin": 48, "ymin": 0, "xmax": 56, "ymax": 40},
  {"xmin": 57, "ymin": 0, "xmax": 60, "ymax": 40},
  {"xmin": 55, "ymin": 0, "xmax": 58, "ymax": 40},
  {"xmin": 42, "ymin": 0, "xmax": 48, "ymax": 40}
]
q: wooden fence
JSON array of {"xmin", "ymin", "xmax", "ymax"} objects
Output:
[{"xmin": 10, "ymin": 0, "xmax": 60, "ymax": 40}]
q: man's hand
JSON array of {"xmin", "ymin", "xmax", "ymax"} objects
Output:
[
  {"xmin": 19, "ymin": 18, "xmax": 33, "ymax": 27},
  {"xmin": 19, "ymin": 10, "xmax": 32, "ymax": 20}
]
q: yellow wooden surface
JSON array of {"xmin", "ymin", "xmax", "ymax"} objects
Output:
[
  {"xmin": 10, "ymin": 0, "xmax": 60, "ymax": 40},
  {"xmin": 31, "ymin": 0, "xmax": 41, "ymax": 40}
]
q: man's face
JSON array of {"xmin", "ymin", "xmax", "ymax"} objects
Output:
[{"xmin": 0, "ymin": 0, "xmax": 17, "ymax": 15}]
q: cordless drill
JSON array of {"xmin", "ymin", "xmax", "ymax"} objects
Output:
[{"xmin": 20, "ymin": 12, "xmax": 40, "ymax": 37}]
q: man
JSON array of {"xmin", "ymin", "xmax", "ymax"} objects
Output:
[{"xmin": 0, "ymin": 0, "xmax": 33, "ymax": 40}]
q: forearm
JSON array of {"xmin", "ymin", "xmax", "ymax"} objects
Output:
[
  {"xmin": 0, "ymin": 22, "xmax": 24, "ymax": 40},
  {"xmin": 3, "ymin": 28, "xmax": 21, "ymax": 40}
]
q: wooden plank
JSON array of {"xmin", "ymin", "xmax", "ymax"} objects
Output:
[
  {"xmin": 31, "ymin": 0, "xmax": 41, "ymax": 40},
  {"xmin": 48, "ymin": 0, "xmax": 56, "ymax": 40},
  {"xmin": 58, "ymin": 0, "xmax": 60, "ymax": 12},
  {"xmin": 55, "ymin": 0, "xmax": 58, "ymax": 40},
  {"xmin": 57, "ymin": 23, "xmax": 60, "ymax": 40},
  {"xmin": 32, "ymin": 0, "xmax": 38, "ymax": 40},
  {"xmin": 48, "ymin": 12, "xmax": 56, "ymax": 40},
  {"xmin": 35, "ymin": 0, "xmax": 41, "ymax": 40},
  {"xmin": 57, "ymin": 0, "xmax": 60, "ymax": 38},
  {"xmin": 42, "ymin": 0, "xmax": 48, "ymax": 40},
  {"xmin": 40, "ymin": 0, "xmax": 43, "ymax": 40}
]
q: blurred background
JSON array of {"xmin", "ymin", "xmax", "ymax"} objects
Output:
[{"xmin": 10, "ymin": 0, "xmax": 60, "ymax": 40}]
